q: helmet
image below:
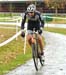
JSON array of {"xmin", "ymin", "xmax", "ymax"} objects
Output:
[{"xmin": 27, "ymin": 4, "xmax": 36, "ymax": 12}]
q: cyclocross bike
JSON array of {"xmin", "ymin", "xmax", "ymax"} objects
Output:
[{"xmin": 31, "ymin": 28, "xmax": 44, "ymax": 71}]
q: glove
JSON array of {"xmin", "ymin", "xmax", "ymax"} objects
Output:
[
  {"xmin": 21, "ymin": 31, "xmax": 25, "ymax": 38},
  {"xmin": 38, "ymin": 28, "xmax": 42, "ymax": 35}
]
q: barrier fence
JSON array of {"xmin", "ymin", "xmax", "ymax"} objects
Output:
[{"xmin": 0, "ymin": 16, "xmax": 27, "ymax": 54}]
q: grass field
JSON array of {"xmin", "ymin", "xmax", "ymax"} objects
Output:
[
  {"xmin": 0, "ymin": 13, "xmax": 19, "ymax": 17},
  {"xmin": 0, "ymin": 28, "xmax": 32, "ymax": 75},
  {"xmin": 44, "ymin": 27, "xmax": 66, "ymax": 35},
  {"xmin": 50, "ymin": 18, "xmax": 66, "ymax": 24},
  {"xmin": 0, "ymin": 28, "xmax": 16, "ymax": 43}
]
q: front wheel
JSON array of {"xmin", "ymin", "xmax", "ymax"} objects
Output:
[{"xmin": 32, "ymin": 43, "xmax": 39, "ymax": 71}]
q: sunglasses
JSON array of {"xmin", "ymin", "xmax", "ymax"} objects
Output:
[{"xmin": 28, "ymin": 12, "xmax": 34, "ymax": 13}]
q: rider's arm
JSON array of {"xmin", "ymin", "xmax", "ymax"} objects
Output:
[
  {"xmin": 39, "ymin": 13, "xmax": 44, "ymax": 28},
  {"xmin": 21, "ymin": 13, "xmax": 26, "ymax": 29},
  {"xmin": 21, "ymin": 13, "xmax": 26, "ymax": 38}
]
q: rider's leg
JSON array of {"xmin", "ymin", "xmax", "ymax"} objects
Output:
[
  {"xmin": 27, "ymin": 33, "xmax": 44, "ymax": 56},
  {"xmin": 27, "ymin": 34, "xmax": 36, "ymax": 46},
  {"xmin": 27, "ymin": 34, "xmax": 32, "ymax": 46},
  {"xmin": 38, "ymin": 35, "xmax": 44, "ymax": 55},
  {"xmin": 27, "ymin": 30, "xmax": 34, "ymax": 46}
]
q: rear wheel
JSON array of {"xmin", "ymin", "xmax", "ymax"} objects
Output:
[{"xmin": 39, "ymin": 55, "xmax": 44, "ymax": 66}]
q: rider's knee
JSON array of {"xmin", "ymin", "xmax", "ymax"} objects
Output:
[
  {"xmin": 38, "ymin": 35, "xmax": 42, "ymax": 41},
  {"xmin": 27, "ymin": 35, "xmax": 32, "ymax": 42}
]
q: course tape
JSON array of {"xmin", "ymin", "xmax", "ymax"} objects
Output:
[
  {"xmin": 0, "ymin": 30, "xmax": 22, "ymax": 47},
  {"xmin": 43, "ymin": 16, "xmax": 66, "ymax": 20}
]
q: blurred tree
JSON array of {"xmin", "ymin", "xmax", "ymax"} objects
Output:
[
  {"xmin": 9, "ymin": 3, "xmax": 13, "ymax": 17},
  {"xmin": 44, "ymin": 0, "xmax": 66, "ymax": 14}
]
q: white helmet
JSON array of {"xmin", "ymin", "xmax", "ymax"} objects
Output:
[{"xmin": 27, "ymin": 4, "xmax": 36, "ymax": 12}]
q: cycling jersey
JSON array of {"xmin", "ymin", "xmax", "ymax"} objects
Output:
[{"xmin": 21, "ymin": 11, "xmax": 44, "ymax": 31}]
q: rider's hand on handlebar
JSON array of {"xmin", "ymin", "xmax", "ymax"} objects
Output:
[
  {"xmin": 38, "ymin": 27, "xmax": 43, "ymax": 35},
  {"xmin": 21, "ymin": 31, "xmax": 25, "ymax": 38},
  {"xmin": 21, "ymin": 28, "xmax": 26, "ymax": 38}
]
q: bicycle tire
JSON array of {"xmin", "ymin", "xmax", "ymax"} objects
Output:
[
  {"xmin": 39, "ymin": 55, "xmax": 44, "ymax": 66},
  {"xmin": 36, "ymin": 37, "xmax": 44, "ymax": 66},
  {"xmin": 36, "ymin": 38, "xmax": 44, "ymax": 66},
  {"xmin": 32, "ymin": 43, "xmax": 39, "ymax": 71}
]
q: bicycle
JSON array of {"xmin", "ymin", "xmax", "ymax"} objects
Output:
[{"xmin": 31, "ymin": 28, "xmax": 44, "ymax": 71}]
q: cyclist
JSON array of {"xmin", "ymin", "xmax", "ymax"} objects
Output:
[{"xmin": 21, "ymin": 4, "xmax": 45, "ymax": 57}]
